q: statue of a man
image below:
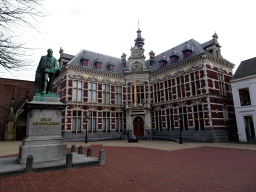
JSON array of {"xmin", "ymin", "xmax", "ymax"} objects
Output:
[{"xmin": 35, "ymin": 49, "xmax": 61, "ymax": 94}]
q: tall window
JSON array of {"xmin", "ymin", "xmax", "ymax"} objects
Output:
[
  {"xmin": 177, "ymin": 76, "xmax": 185, "ymax": 98},
  {"xmin": 218, "ymin": 73, "xmax": 225, "ymax": 95},
  {"xmin": 190, "ymin": 72, "xmax": 200, "ymax": 96},
  {"xmin": 73, "ymin": 80, "xmax": 82, "ymax": 101},
  {"xmin": 166, "ymin": 108, "xmax": 175, "ymax": 131},
  {"xmin": 115, "ymin": 86, "xmax": 122, "ymax": 104},
  {"xmin": 179, "ymin": 107, "xmax": 188, "ymax": 131},
  {"xmin": 155, "ymin": 111, "xmax": 162, "ymax": 131},
  {"xmin": 88, "ymin": 83, "xmax": 97, "ymax": 102},
  {"xmin": 154, "ymin": 83, "xmax": 160, "ymax": 103},
  {"xmin": 116, "ymin": 112, "xmax": 123, "ymax": 132},
  {"xmin": 164, "ymin": 80, "xmax": 172, "ymax": 101},
  {"xmin": 193, "ymin": 105, "xmax": 204, "ymax": 130},
  {"xmin": 88, "ymin": 111, "xmax": 97, "ymax": 133},
  {"xmin": 102, "ymin": 112, "xmax": 110, "ymax": 132},
  {"xmin": 239, "ymin": 88, "xmax": 251, "ymax": 106},
  {"xmin": 132, "ymin": 85, "xmax": 145, "ymax": 103},
  {"xmin": 72, "ymin": 111, "xmax": 81, "ymax": 134},
  {"xmin": 102, "ymin": 84, "xmax": 110, "ymax": 104}
]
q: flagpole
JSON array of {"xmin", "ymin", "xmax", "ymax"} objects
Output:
[{"xmin": 134, "ymin": 73, "xmax": 137, "ymax": 107}]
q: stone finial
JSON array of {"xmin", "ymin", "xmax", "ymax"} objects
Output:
[
  {"xmin": 212, "ymin": 32, "xmax": 218, "ymax": 38},
  {"xmin": 149, "ymin": 50, "xmax": 155, "ymax": 59},
  {"xmin": 59, "ymin": 47, "xmax": 64, "ymax": 54},
  {"xmin": 121, "ymin": 53, "xmax": 127, "ymax": 67},
  {"xmin": 121, "ymin": 53, "xmax": 127, "ymax": 59},
  {"xmin": 149, "ymin": 50, "xmax": 155, "ymax": 65}
]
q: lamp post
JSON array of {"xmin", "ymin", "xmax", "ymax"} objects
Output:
[
  {"xmin": 178, "ymin": 114, "xmax": 183, "ymax": 144},
  {"xmin": 84, "ymin": 116, "xmax": 89, "ymax": 143}
]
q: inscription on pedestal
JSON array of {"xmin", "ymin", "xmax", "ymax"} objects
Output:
[{"xmin": 27, "ymin": 109, "xmax": 62, "ymax": 136}]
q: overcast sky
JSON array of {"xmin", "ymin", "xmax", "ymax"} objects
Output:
[{"xmin": 1, "ymin": 0, "xmax": 255, "ymax": 81}]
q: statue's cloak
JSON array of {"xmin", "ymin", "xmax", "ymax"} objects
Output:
[{"xmin": 35, "ymin": 56, "xmax": 60, "ymax": 93}]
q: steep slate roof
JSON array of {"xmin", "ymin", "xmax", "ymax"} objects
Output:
[
  {"xmin": 145, "ymin": 39, "xmax": 216, "ymax": 72},
  {"xmin": 201, "ymin": 39, "xmax": 214, "ymax": 49},
  {"xmin": 66, "ymin": 37, "xmax": 227, "ymax": 75},
  {"xmin": 233, "ymin": 57, "xmax": 256, "ymax": 80},
  {"xmin": 62, "ymin": 53, "xmax": 75, "ymax": 60},
  {"xmin": 66, "ymin": 50, "xmax": 125, "ymax": 75}
]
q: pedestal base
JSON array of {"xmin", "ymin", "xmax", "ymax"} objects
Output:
[{"xmin": 18, "ymin": 136, "xmax": 67, "ymax": 164}]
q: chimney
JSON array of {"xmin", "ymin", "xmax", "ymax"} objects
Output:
[
  {"xmin": 149, "ymin": 50, "xmax": 155, "ymax": 65},
  {"xmin": 58, "ymin": 47, "xmax": 64, "ymax": 69},
  {"xmin": 121, "ymin": 53, "xmax": 127, "ymax": 67}
]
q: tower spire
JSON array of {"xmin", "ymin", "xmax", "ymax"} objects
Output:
[
  {"xmin": 134, "ymin": 20, "xmax": 144, "ymax": 49},
  {"xmin": 138, "ymin": 17, "xmax": 140, "ymax": 29}
]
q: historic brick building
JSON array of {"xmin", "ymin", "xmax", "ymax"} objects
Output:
[
  {"xmin": 53, "ymin": 28, "xmax": 237, "ymax": 142},
  {"xmin": 0, "ymin": 78, "xmax": 35, "ymax": 141}
]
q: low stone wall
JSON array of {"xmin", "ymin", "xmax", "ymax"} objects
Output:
[
  {"xmin": 63, "ymin": 131, "xmax": 123, "ymax": 142},
  {"xmin": 153, "ymin": 127, "xmax": 229, "ymax": 142}
]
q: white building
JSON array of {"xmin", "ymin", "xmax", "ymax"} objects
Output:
[{"xmin": 231, "ymin": 57, "xmax": 256, "ymax": 142}]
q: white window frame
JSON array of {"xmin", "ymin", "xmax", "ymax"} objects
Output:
[
  {"xmin": 88, "ymin": 82, "xmax": 97, "ymax": 103},
  {"xmin": 72, "ymin": 110, "xmax": 82, "ymax": 134},
  {"xmin": 73, "ymin": 80, "xmax": 82, "ymax": 102}
]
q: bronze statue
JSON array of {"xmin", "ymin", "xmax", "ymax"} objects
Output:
[{"xmin": 35, "ymin": 49, "xmax": 61, "ymax": 94}]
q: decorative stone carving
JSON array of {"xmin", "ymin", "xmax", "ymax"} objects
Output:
[{"xmin": 131, "ymin": 61, "xmax": 143, "ymax": 72}]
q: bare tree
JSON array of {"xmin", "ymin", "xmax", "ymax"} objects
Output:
[{"xmin": 0, "ymin": 0, "xmax": 45, "ymax": 72}]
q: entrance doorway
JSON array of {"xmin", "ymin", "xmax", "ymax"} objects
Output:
[
  {"xmin": 133, "ymin": 117, "xmax": 144, "ymax": 136},
  {"xmin": 16, "ymin": 112, "xmax": 27, "ymax": 140},
  {"xmin": 244, "ymin": 116, "xmax": 255, "ymax": 140}
]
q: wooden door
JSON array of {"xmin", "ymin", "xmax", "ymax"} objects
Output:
[{"xmin": 133, "ymin": 117, "xmax": 144, "ymax": 136}]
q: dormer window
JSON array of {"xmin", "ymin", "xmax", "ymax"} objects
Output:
[
  {"xmin": 183, "ymin": 51, "xmax": 188, "ymax": 58},
  {"xmin": 170, "ymin": 57, "xmax": 175, "ymax": 63},
  {"xmin": 182, "ymin": 42, "xmax": 193, "ymax": 59},
  {"xmin": 159, "ymin": 60, "xmax": 167, "ymax": 68},
  {"xmin": 81, "ymin": 59, "xmax": 89, "ymax": 67},
  {"xmin": 107, "ymin": 64, "xmax": 114, "ymax": 72},
  {"xmin": 83, "ymin": 60, "xmax": 88, "ymax": 66},
  {"xmin": 169, "ymin": 48, "xmax": 179, "ymax": 63},
  {"xmin": 97, "ymin": 63, "xmax": 102, "ymax": 69}
]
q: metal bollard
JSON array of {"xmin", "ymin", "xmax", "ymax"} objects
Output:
[
  {"xmin": 71, "ymin": 145, "xmax": 76, "ymax": 152},
  {"xmin": 66, "ymin": 152, "xmax": 73, "ymax": 169},
  {"xmin": 99, "ymin": 148, "xmax": 105, "ymax": 165},
  {"xmin": 26, "ymin": 155, "xmax": 33, "ymax": 173},
  {"xmin": 87, "ymin": 147, "xmax": 92, "ymax": 157},
  {"xmin": 78, "ymin": 145, "xmax": 83, "ymax": 154}
]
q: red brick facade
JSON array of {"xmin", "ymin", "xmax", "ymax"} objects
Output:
[{"xmin": 0, "ymin": 78, "xmax": 35, "ymax": 140}]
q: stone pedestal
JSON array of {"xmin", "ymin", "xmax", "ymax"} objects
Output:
[{"xmin": 18, "ymin": 97, "xmax": 67, "ymax": 164}]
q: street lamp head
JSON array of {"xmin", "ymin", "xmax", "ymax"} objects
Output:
[
  {"xmin": 178, "ymin": 114, "xmax": 183, "ymax": 121},
  {"xmin": 85, "ymin": 116, "xmax": 89, "ymax": 122}
]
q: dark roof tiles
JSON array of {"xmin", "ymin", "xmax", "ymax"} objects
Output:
[
  {"xmin": 66, "ymin": 37, "xmax": 229, "ymax": 75},
  {"xmin": 66, "ymin": 49, "xmax": 125, "ymax": 75},
  {"xmin": 233, "ymin": 57, "xmax": 256, "ymax": 80},
  {"xmin": 62, "ymin": 53, "xmax": 75, "ymax": 60}
]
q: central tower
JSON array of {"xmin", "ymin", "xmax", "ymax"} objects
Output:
[
  {"xmin": 126, "ymin": 27, "xmax": 149, "ymax": 74},
  {"xmin": 124, "ymin": 25, "xmax": 152, "ymax": 139}
]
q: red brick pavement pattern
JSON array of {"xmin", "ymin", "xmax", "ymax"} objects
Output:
[{"xmin": 1, "ymin": 145, "xmax": 256, "ymax": 192}]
